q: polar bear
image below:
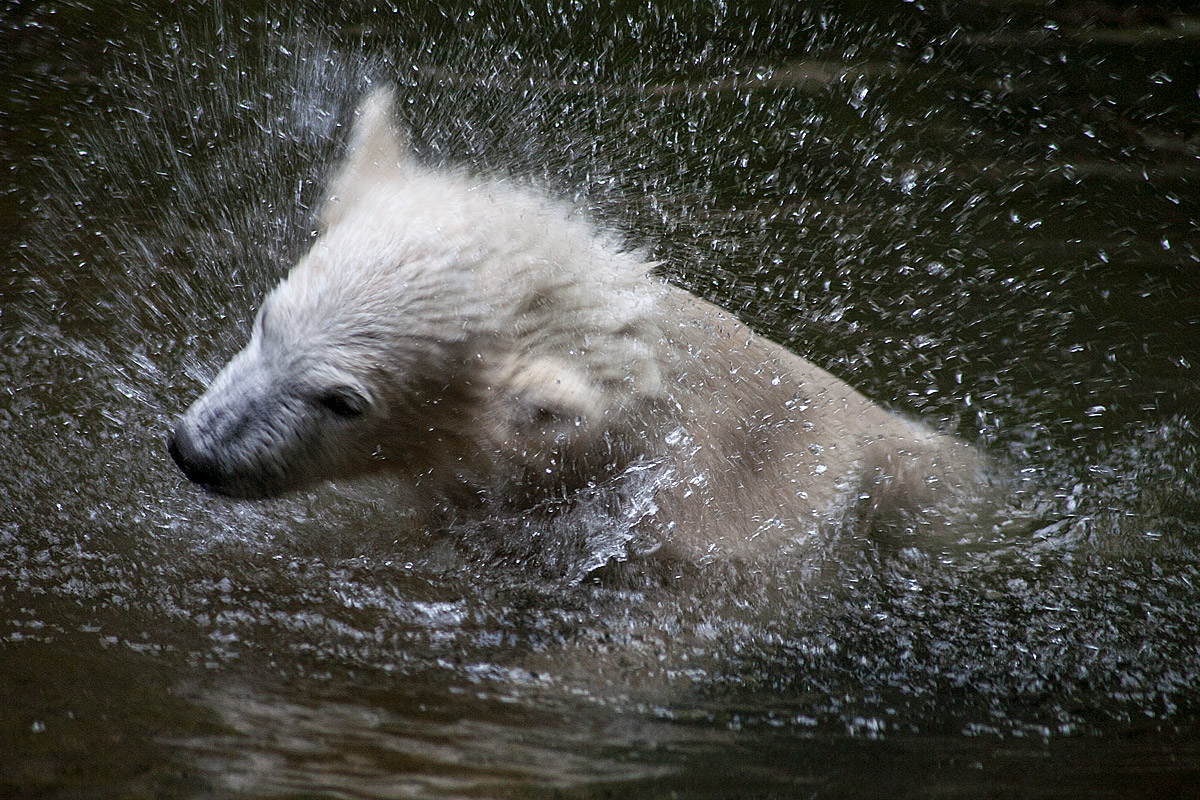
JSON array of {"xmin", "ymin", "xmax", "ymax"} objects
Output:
[{"xmin": 169, "ymin": 88, "xmax": 982, "ymax": 570}]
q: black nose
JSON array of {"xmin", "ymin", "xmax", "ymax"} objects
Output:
[{"xmin": 168, "ymin": 425, "xmax": 222, "ymax": 488}]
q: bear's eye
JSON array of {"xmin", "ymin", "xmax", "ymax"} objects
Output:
[{"xmin": 315, "ymin": 388, "xmax": 367, "ymax": 419}]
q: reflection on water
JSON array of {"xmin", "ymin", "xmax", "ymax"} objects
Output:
[{"xmin": 2, "ymin": 2, "xmax": 1199, "ymax": 797}]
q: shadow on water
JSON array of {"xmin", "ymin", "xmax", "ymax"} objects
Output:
[{"xmin": 2, "ymin": 1, "xmax": 1199, "ymax": 797}]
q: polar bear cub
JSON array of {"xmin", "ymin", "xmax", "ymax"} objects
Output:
[{"xmin": 169, "ymin": 88, "xmax": 982, "ymax": 568}]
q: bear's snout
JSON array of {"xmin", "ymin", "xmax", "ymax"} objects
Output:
[{"xmin": 168, "ymin": 424, "xmax": 224, "ymax": 491}]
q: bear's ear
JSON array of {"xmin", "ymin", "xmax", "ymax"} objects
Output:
[
  {"xmin": 319, "ymin": 87, "xmax": 414, "ymax": 231},
  {"xmin": 494, "ymin": 354, "xmax": 609, "ymax": 445}
]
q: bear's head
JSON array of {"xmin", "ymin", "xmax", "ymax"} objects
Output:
[{"xmin": 169, "ymin": 88, "xmax": 664, "ymax": 501}]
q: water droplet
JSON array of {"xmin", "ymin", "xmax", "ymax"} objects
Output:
[{"xmin": 849, "ymin": 82, "xmax": 868, "ymax": 110}]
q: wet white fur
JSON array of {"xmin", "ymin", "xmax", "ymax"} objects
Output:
[{"xmin": 172, "ymin": 88, "xmax": 983, "ymax": 568}]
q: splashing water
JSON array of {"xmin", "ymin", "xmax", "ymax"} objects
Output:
[{"xmin": 3, "ymin": 3, "xmax": 1199, "ymax": 797}]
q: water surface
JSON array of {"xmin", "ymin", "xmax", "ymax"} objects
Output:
[{"xmin": 2, "ymin": 2, "xmax": 1199, "ymax": 797}]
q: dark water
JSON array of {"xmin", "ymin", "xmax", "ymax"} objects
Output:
[{"xmin": 3, "ymin": 2, "xmax": 1199, "ymax": 797}]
